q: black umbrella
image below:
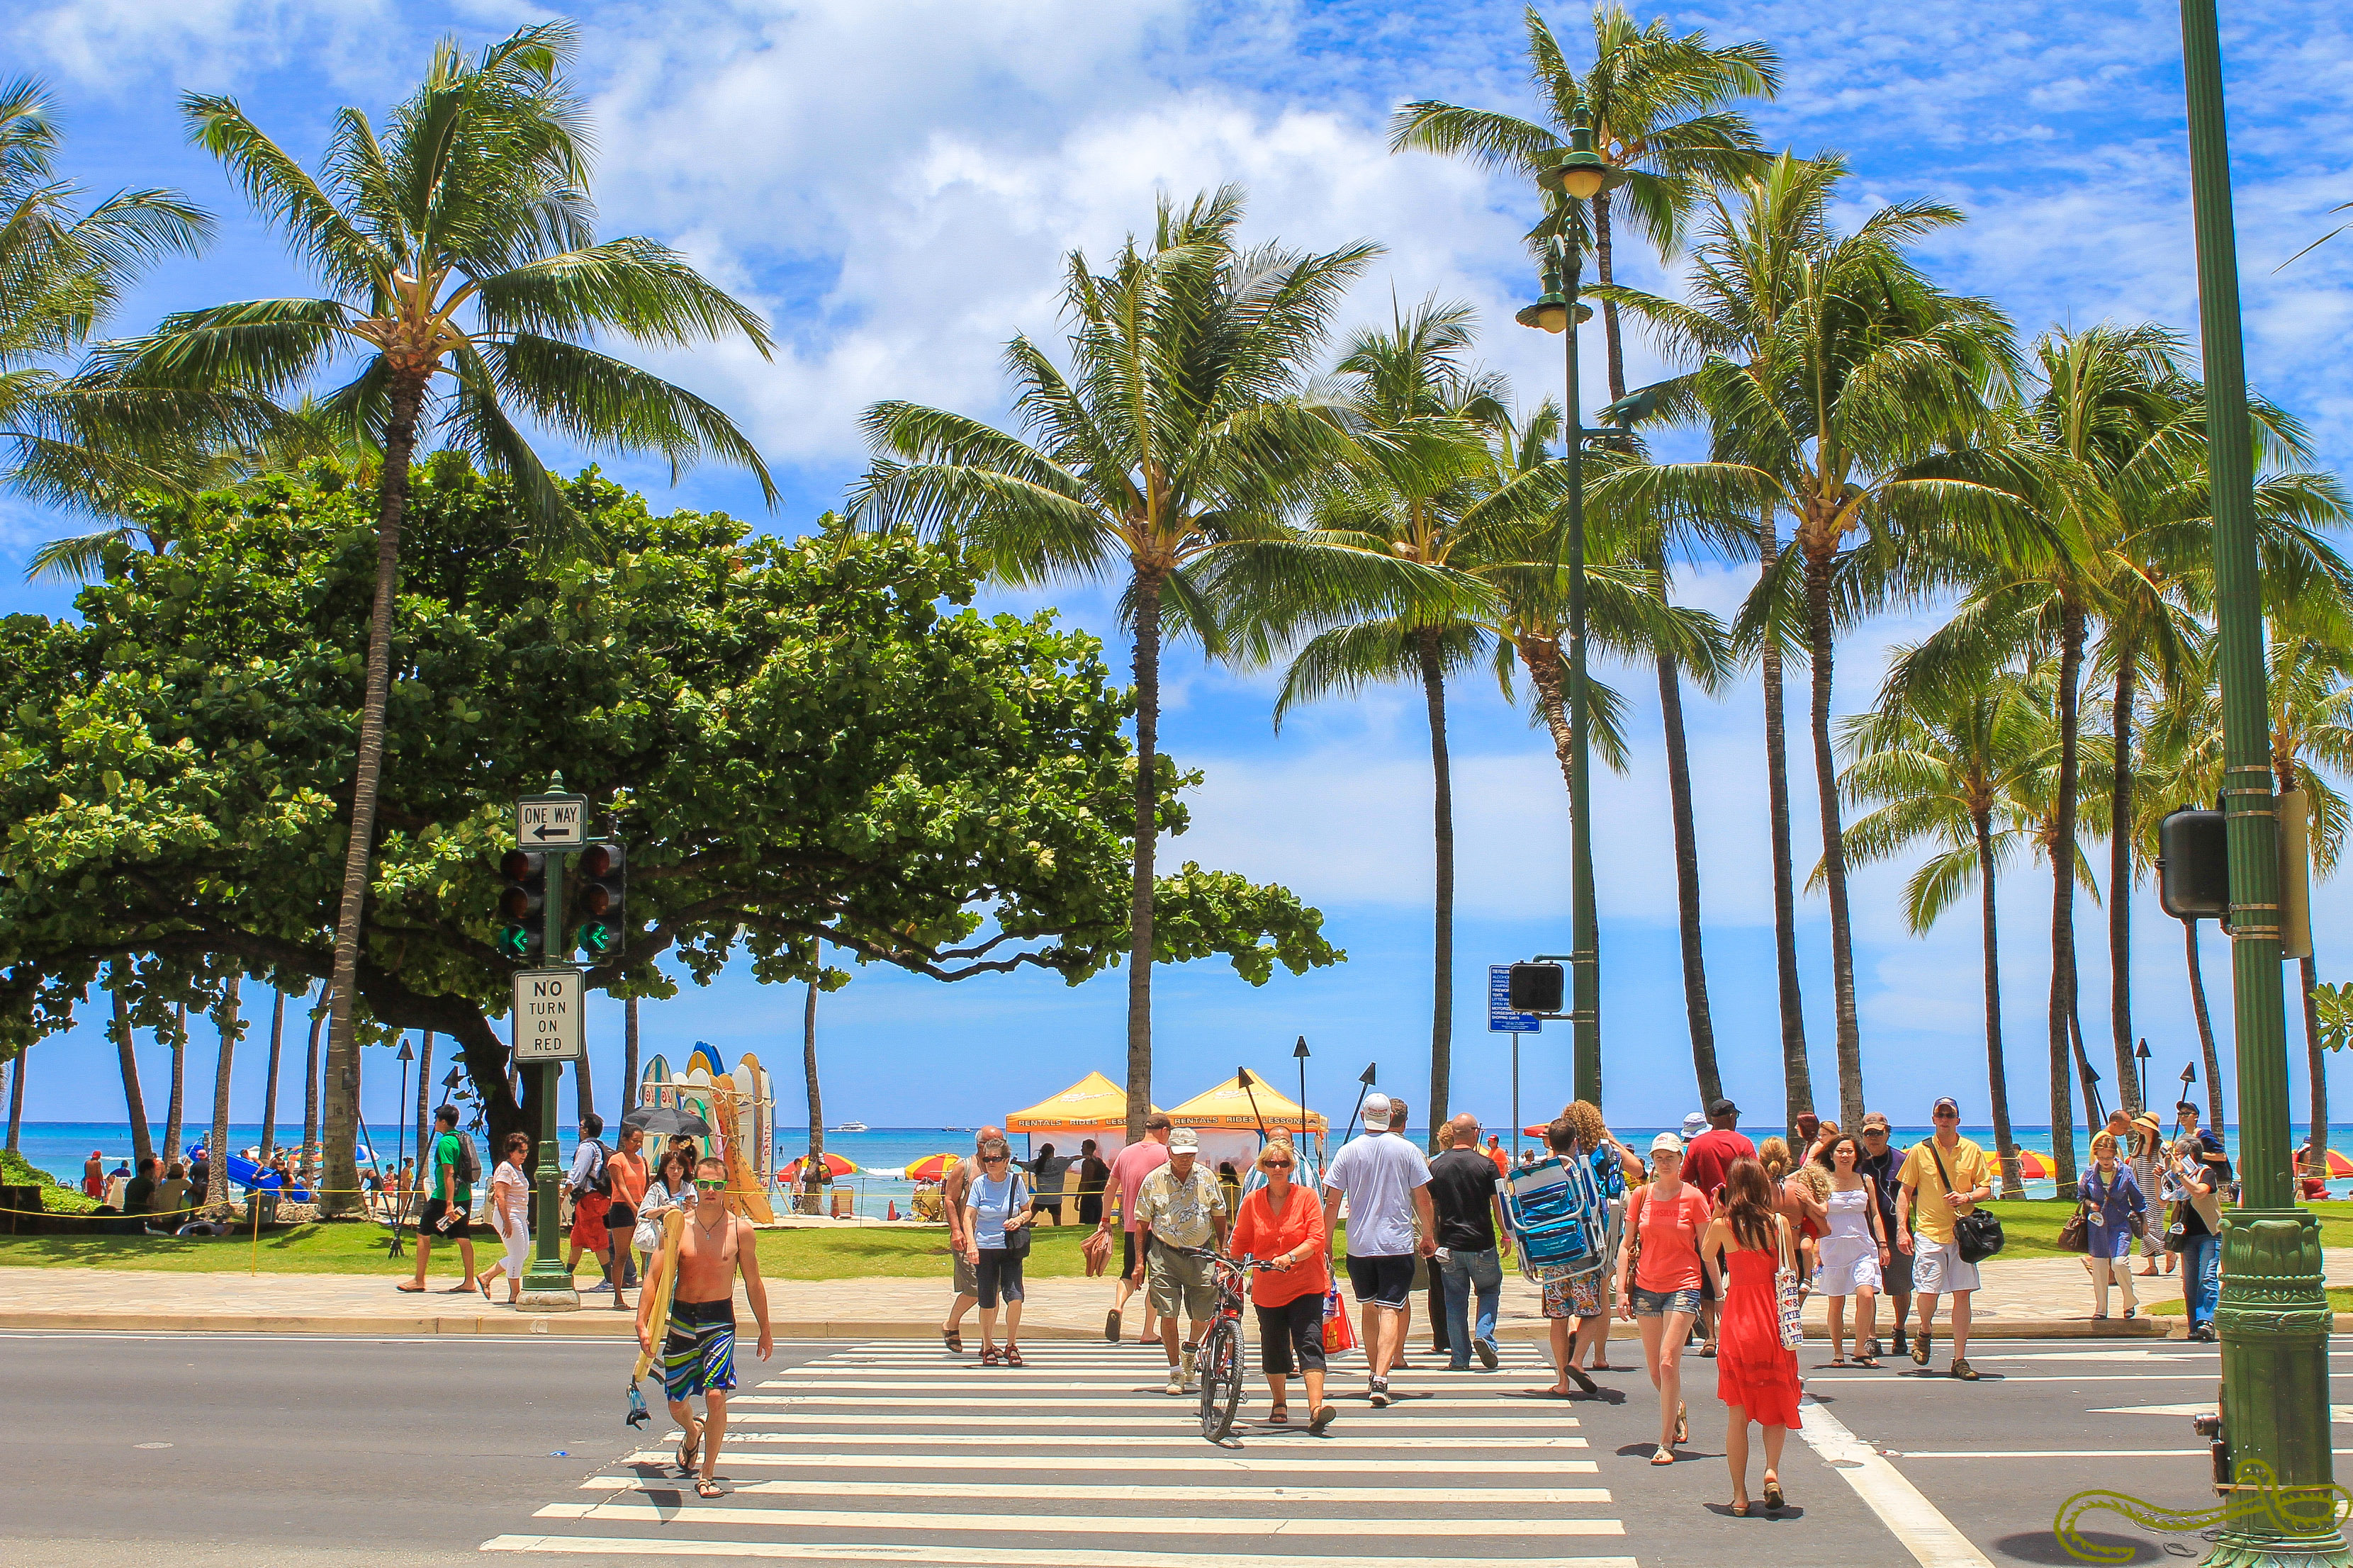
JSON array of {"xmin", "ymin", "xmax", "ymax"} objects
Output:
[{"xmin": 623, "ymin": 1105, "xmax": 712, "ymax": 1137}]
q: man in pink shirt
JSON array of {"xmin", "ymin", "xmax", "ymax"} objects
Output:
[{"xmin": 1097, "ymin": 1112, "xmax": 1172, "ymax": 1343}]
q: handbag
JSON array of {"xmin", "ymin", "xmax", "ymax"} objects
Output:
[
  {"xmin": 1081, "ymin": 1227, "xmax": 1113, "ymax": 1278},
  {"xmin": 1320, "ymin": 1283, "xmax": 1357, "ymax": 1355},
  {"xmin": 999, "ymin": 1173, "xmax": 1031, "ymax": 1259},
  {"xmin": 2055, "ymin": 1206, "xmax": 2088, "ymax": 1253},
  {"xmin": 1930, "ymin": 1144, "xmax": 2004, "ymax": 1264},
  {"xmin": 1773, "ymin": 1215, "xmax": 1805, "ymax": 1350}
]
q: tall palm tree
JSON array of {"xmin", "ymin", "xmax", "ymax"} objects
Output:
[
  {"xmin": 802, "ymin": 966, "xmax": 825, "ymax": 1210},
  {"xmin": 1836, "ymin": 671, "xmax": 2047, "ymax": 1195},
  {"xmin": 206, "ymin": 978, "xmax": 240, "ymax": 1218},
  {"xmin": 1393, "ymin": 4, "xmax": 1776, "ymax": 1083},
  {"xmin": 259, "ymin": 987, "xmax": 287, "ymax": 1163},
  {"xmin": 1600, "ymin": 154, "xmax": 2030, "ymax": 1132},
  {"xmin": 163, "ymin": 1008, "xmax": 185, "ymax": 1166},
  {"xmin": 853, "ymin": 187, "xmax": 1454, "ymax": 1138},
  {"xmin": 5, "ymin": 1044, "xmax": 24, "ymax": 1153},
  {"xmin": 101, "ymin": 23, "xmax": 777, "ymax": 1210},
  {"xmin": 111, "ymin": 964, "xmax": 152, "ymax": 1169}
]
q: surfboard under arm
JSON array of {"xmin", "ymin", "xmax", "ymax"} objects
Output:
[{"xmin": 632, "ymin": 1209, "xmax": 687, "ymax": 1383}]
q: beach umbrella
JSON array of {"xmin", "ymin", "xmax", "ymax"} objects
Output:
[
  {"xmin": 624, "ymin": 1105, "xmax": 712, "ymax": 1138},
  {"xmin": 903, "ymin": 1152, "xmax": 960, "ymax": 1182},
  {"xmin": 780, "ymin": 1152, "xmax": 859, "ymax": 1182},
  {"xmin": 2011, "ymin": 1149, "xmax": 2055, "ymax": 1178},
  {"xmin": 2325, "ymin": 1150, "xmax": 2353, "ymax": 1178}
]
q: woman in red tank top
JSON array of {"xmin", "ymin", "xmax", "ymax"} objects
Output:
[{"xmin": 1701, "ymin": 1157, "xmax": 1804, "ymax": 1516}]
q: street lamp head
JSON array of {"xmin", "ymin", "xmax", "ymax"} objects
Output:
[
  {"xmin": 1293, "ymin": 1035, "xmax": 1310, "ymax": 1059},
  {"xmin": 1537, "ymin": 109, "xmax": 1627, "ymax": 203}
]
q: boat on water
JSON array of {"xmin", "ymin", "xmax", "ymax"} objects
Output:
[{"xmin": 828, "ymin": 1120, "xmax": 870, "ymax": 1134}]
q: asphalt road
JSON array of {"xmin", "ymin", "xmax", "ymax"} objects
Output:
[{"xmin": 1, "ymin": 1329, "xmax": 2335, "ymax": 1566}]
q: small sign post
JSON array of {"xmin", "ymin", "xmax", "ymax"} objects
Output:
[
  {"xmin": 516, "ymin": 793, "xmax": 590, "ymax": 850},
  {"xmin": 1490, "ymin": 965, "xmax": 1539, "ymax": 1161}
]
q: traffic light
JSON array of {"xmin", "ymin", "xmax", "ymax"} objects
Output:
[
  {"xmin": 2157, "ymin": 807, "xmax": 2228, "ymax": 921},
  {"xmin": 573, "ymin": 840, "xmax": 627, "ymax": 966},
  {"xmin": 496, "ymin": 850, "xmax": 546, "ymax": 962},
  {"xmin": 1507, "ymin": 961, "xmax": 1565, "ymax": 1015}
]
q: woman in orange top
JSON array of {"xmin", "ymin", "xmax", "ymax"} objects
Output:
[{"xmin": 1229, "ymin": 1141, "xmax": 1337, "ymax": 1435}]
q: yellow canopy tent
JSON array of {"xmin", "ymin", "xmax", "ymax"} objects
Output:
[
  {"xmin": 1005, "ymin": 1071, "xmax": 1156, "ymax": 1159},
  {"xmin": 1165, "ymin": 1071, "xmax": 1327, "ymax": 1170}
]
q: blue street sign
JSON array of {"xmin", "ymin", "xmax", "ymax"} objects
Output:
[{"xmin": 1488, "ymin": 964, "xmax": 1539, "ymax": 1033}]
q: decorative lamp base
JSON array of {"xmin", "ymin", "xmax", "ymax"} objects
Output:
[{"xmin": 515, "ymin": 1285, "xmax": 582, "ymax": 1314}]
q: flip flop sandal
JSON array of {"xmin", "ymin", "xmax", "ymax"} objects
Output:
[
  {"xmin": 1853, "ymin": 1355, "xmax": 1882, "ymax": 1369},
  {"xmin": 1730, "ymin": 1499, "xmax": 1752, "ymax": 1516},
  {"xmin": 1676, "ymin": 1404, "xmax": 1688, "ymax": 1444},
  {"xmin": 1651, "ymin": 1446, "xmax": 1676, "ymax": 1466},
  {"xmin": 439, "ymin": 1282, "xmax": 477, "ymax": 1293},
  {"xmin": 1763, "ymin": 1479, "xmax": 1786, "ymax": 1512},
  {"xmin": 694, "ymin": 1479, "xmax": 723, "ymax": 1499},
  {"xmin": 1308, "ymin": 1405, "xmax": 1337, "ymax": 1435},
  {"xmin": 1829, "ymin": 1355, "xmax": 1848, "ymax": 1365},
  {"xmin": 395, "ymin": 1283, "xmax": 427, "ymax": 1293},
  {"xmin": 1004, "ymin": 1346, "xmax": 1024, "ymax": 1367},
  {"xmin": 677, "ymin": 1428, "xmax": 699, "ymax": 1477},
  {"xmin": 942, "ymin": 1327, "xmax": 962, "ymax": 1353}
]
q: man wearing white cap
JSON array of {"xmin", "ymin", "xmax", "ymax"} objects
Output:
[
  {"xmin": 1322, "ymin": 1091, "xmax": 1435, "ymax": 1407},
  {"xmin": 1134, "ymin": 1127, "xmax": 1229, "ymax": 1396}
]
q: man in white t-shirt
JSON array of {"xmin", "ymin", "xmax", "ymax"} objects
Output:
[{"xmin": 1321, "ymin": 1092, "xmax": 1434, "ymax": 1406}]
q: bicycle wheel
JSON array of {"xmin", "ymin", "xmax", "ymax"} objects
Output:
[{"xmin": 1198, "ymin": 1316, "xmax": 1244, "ymax": 1441}]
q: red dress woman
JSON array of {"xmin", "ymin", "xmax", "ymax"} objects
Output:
[{"xmin": 1702, "ymin": 1156, "xmax": 1804, "ymax": 1516}]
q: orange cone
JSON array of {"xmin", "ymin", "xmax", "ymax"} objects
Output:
[{"xmin": 887, "ymin": 1200, "xmax": 897, "ymax": 1222}]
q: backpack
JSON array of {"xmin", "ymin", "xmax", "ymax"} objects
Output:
[
  {"xmin": 445, "ymin": 1131, "xmax": 481, "ymax": 1187},
  {"xmin": 569, "ymin": 1139, "xmax": 610, "ymax": 1197},
  {"xmin": 1501, "ymin": 1151, "xmax": 1609, "ymax": 1280}
]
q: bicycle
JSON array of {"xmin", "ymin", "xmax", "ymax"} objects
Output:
[{"xmin": 1189, "ymin": 1248, "xmax": 1262, "ymax": 1442}]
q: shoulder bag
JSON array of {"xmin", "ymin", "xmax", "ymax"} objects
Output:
[
  {"xmin": 1000, "ymin": 1173, "xmax": 1032, "ymax": 1259},
  {"xmin": 1773, "ymin": 1214, "xmax": 1805, "ymax": 1350},
  {"xmin": 1931, "ymin": 1144, "xmax": 2004, "ymax": 1264},
  {"xmin": 2056, "ymin": 1168, "xmax": 2091, "ymax": 1253}
]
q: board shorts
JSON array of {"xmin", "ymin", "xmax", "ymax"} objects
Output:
[
  {"xmin": 1345, "ymin": 1253, "xmax": 1415, "ymax": 1309},
  {"xmin": 953, "ymin": 1248, "xmax": 978, "ymax": 1297},
  {"xmin": 1538, "ymin": 1263, "xmax": 1605, "ymax": 1320},
  {"xmin": 662, "ymin": 1299, "xmax": 738, "ymax": 1399},
  {"xmin": 1147, "ymin": 1239, "xmax": 1216, "ymax": 1319},
  {"xmin": 420, "ymin": 1197, "xmax": 471, "ymax": 1239},
  {"xmin": 1912, "ymin": 1236, "xmax": 1979, "ymax": 1295},
  {"xmin": 570, "ymin": 1192, "xmax": 610, "ymax": 1249}
]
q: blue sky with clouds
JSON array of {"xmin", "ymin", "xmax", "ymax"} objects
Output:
[{"xmin": 6, "ymin": 0, "xmax": 2350, "ymax": 1136}]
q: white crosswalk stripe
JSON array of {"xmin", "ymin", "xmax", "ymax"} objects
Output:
[{"xmin": 481, "ymin": 1341, "xmax": 1629, "ymax": 1564}]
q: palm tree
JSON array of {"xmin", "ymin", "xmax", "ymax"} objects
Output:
[
  {"xmin": 206, "ymin": 978, "xmax": 240, "ymax": 1220},
  {"xmin": 1600, "ymin": 154, "xmax": 2031, "ymax": 1132},
  {"xmin": 0, "ymin": 77, "xmax": 236, "ymax": 535},
  {"xmin": 111, "ymin": 964, "xmax": 152, "ymax": 1169},
  {"xmin": 163, "ymin": 1008, "xmax": 185, "ymax": 1166},
  {"xmin": 100, "ymin": 23, "xmax": 777, "ymax": 1209},
  {"xmin": 852, "ymin": 187, "xmax": 1452, "ymax": 1138},
  {"xmin": 258, "ymin": 987, "xmax": 287, "ymax": 1164},
  {"xmin": 1836, "ymin": 671, "xmax": 2047, "ymax": 1195},
  {"xmin": 802, "ymin": 964, "xmax": 825, "ymax": 1211},
  {"xmin": 5, "ymin": 1044, "xmax": 24, "ymax": 1153},
  {"xmin": 1393, "ymin": 4, "xmax": 1776, "ymax": 1083}
]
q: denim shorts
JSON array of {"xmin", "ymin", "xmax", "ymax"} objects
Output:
[{"xmin": 1629, "ymin": 1284, "xmax": 1703, "ymax": 1318}]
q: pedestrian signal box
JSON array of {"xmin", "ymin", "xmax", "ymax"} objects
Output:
[
  {"xmin": 1507, "ymin": 961, "xmax": 1566, "ymax": 1015},
  {"xmin": 2157, "ymin": 808, "xmax": 2228, "ymax": 922}
]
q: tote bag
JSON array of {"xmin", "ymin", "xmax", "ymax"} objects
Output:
[
  {"xmin": 1773, "ymin": 1216, "xmax": 1805, "ymax": 1350},
  {"xmin": 1320, "ymin": 1284, "xmax": 1357, "ymax": 1355}
]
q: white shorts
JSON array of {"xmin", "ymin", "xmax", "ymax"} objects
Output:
[
  {"xmin": 1814, "ymin": 1238, "xmax": 1882, "ymax": 1297},
  {"xmin": 1913, "ymin": 1236, "xmax": 1979, "ymax": 1295}
]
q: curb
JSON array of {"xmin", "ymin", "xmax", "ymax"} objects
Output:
[{"xmin": 5, "ymin": 1310, "xmax": 2337, "ymax": 1339}]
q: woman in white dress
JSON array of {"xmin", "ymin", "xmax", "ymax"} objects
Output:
[
  {"xmin": 478, "ymin": 1132, "xmax": 532, "ymax": 1304},
  {"xmin": 1811, "ymin": 1133, "xmax": 1890, "ymax": 1367}
]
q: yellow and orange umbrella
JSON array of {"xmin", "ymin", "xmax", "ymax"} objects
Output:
[
  {"xmin": 902, "ymin": 1153, "xmax": 961, "ymax": 1182},
  {"xmin": 2009, "ymin": 1149, "xmax": 2055, "ymax": 1179},
  {"xmin": 779, "ymin": 1152, "xmax": 858, "ymax": 1183}
]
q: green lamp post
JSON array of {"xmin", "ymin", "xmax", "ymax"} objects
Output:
[
  {"xmin": 2175, "ymin": 4, "xmax": 2346, "ymax": 1562},
  {"xmin": 1517, "ymin": 108, "xmax": 1621, "ymax": 1105}
]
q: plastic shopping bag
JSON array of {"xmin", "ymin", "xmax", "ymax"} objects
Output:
[{"xmin": 1321, "ymin": 1284, "xmax": 1357, "ymax": 1355}]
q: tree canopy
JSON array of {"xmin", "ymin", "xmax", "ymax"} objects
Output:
[{"xmin": 0, "ymin": 468, "xmax": 1341, "ymax": 1139}]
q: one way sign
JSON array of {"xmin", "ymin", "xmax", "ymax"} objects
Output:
[{"xmin": 516, "ymin": 794, "xmax": 589, "ymax": 849}]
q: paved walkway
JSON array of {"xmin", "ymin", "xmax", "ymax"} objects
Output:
[{"xmin": 6, "ymin": 1250, "xmax": 2344, "ymax": 1338}]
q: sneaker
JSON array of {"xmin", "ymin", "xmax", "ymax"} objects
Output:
[
  {"xmin": 1950, "ymin": 1358, "xmax": 1979, "ymax": 1381},
  {"xmin": 1476, "ymin": 1337, "xmax": 1500, "ymax": 1370},
  {"xmin": 1179, "ymin": 1346, "xmax": 1197, "ymax": 1387},
  {"xmin": 1911, "ymin": 1332, "xmax": 1931, "ymax": 1366},
  {"xmin": 581, "ymin": 1280, "xmax": 613, "ymax": 1292},
  {"xmin": 1368, "ymin": 1377, "xmax": 1390, "ymax": 1409},
  {"xmin": 1165, "ymin": 1370, "xmax": 1185, "ymax": 1396},
  {"xmin": 1104, "ymin": 1309, "xmax": 1121, "ymax": 1345}
]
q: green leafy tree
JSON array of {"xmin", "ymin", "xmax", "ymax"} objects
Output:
[
  {"xmin": 851, "ymin": 187, "xmax": 1442, "ymax": 1139},
  {"xmin": 0, "ymin": 472, "xmax": 1342, "ymax": 1156},
  {"xmin": 94, "ymin": 23, "xmax": 778, "ymax": 1208}
]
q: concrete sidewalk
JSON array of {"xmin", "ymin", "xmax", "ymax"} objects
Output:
[{"xmin": 6, "ymin": 1248, "xmax": 2343, "ymax": 1338}]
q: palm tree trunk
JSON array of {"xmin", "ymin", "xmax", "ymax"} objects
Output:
[
  {"xmin": 1517, "ymin": 636, "xmax": 1578, "ymax": 796},
  {"xmin": 1593, "ymin": 191, "xmax": 1627, "ymax": 405},
  {"xmin": 2046, "ymin": 604, "xmax": 2087, "ymax": 1200},
  {"xmin": 207, "ymin": 978, "xmax": 239, "ymax": 1219},
  {"xmin": 164, "ymin": 1007, "xmax": 185, "ymax": 1166},
  {"xmin": 1801, "ymin": 548, "xmax": 1865, "ymax": 1131},
  {"xmin": 1975, "ymin": 811, "xmax": 2023, "ymax": 1196},
  {"xmin": 1758, "ymin": 521, "xmax": 1812, "ymax": 1130},
  {"xmin": 1124, "ymin": 568, "xmax": 1164, "ymax": 1140},
  {"xmin": 2107, "ymin": 648, "xmax": 2140, "ymax": 1111},
  {"xmin": 1417, "ymin": 632, "xmax": 1455, "ymax": 1150},
  {"xmin": 5, "ymin": 1045, "xmax": 24, "ymax": 1153},
  {"xmin": 260, "ymin": 988, "xmax": 286, "ymax": 1161},
  {"xmin": 113, "ymin": 966, "xmax": 153, "ymax": 1170},
  {"xmin": 302, "ymin": 988, "xmax": 327, "ymax": 1185},
  {"xmin": 802, "ymin": 975, "xmax": 825, "ymax": 1209},
  {"xmin": 2184, "ymin": 920, "xmax": 2225, "ymax": 1129},
  {"xmin": 574, "ymin": 1020, "xmax": 595, "ymax": 1127},
  {"xmin": 2302, "ymin": 952, "xmax": 2329, "ymax": 1169},
  {"xmin": 414, "ymin": 1032, "xmax": 434, "ymax": 1195},
  {"xmin": 1659, "ymin": 643, "xmax": 1720, "ymax": 1105},
  {"xmin": 320, "ymin": 378, "xmax": 428, "ymax": 1214},
  {"xmin": 624, "ymin": 995, "xmax": 640, "ymax": 1115}
]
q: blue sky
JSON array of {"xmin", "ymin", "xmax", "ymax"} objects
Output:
[{"xmin": 6, "ymin": 0, "xmax": 2351, "ymax": 1136}]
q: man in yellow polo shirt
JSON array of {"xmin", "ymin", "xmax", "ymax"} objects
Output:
[{"xmin": 1896, "ymin": 1095, "xmax": 1994, "ymax": 1380}]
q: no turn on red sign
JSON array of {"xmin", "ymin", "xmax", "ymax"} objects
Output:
[{"xmin": 513, "ymin": 968, "xmax": 585, "ymax": 1061}]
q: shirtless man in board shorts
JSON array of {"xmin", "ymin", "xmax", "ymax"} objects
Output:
[{"xmin": 635, "ymin": 1156, "xmax": 774, "ymax": 1497}]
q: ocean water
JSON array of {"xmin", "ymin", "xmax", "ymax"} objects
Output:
[{"xmin": 14, "ymin": 1119, "xmax": 2334, "ymax": 1219}]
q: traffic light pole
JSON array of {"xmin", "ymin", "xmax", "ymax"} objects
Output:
[
  {"xmin": 2178, "ymin": 2, "xmax": 2344, "ymax": 1559},
  {"xmin": 1561, "ymin": 241, "xmax": 1602, "ymax": 1107},
  {"xmin": 518, "ymin": 845, "xmax": 580, "ymax": 1310}
]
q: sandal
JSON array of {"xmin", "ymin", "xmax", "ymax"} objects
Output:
[
  {"xmin": 395, "ymin": 1282, "xmax": 427, "ymax": 1293},
  {"xmin": 1308, "ymin": 1404, "xmax": 1336, "ymax": 1436},
  {"xmin": 1829, "ymin": 1355, "xmax": 1848, "ymax": 1366},
  {"xmin": 943, "ymin": 1326, "xmax": 962, "ymax": 1353},
  {"xmin": 676, "ymin": 1426, "xmax": 699, "ymax": 1477},
  {"xmin": 1651, "ymin": 1445, "xmax": 1675, "ymax": 1466},
  {"xmin": 1675, "ymin": 1404, "xmax": 1688, "ymax": 1444},
  {"xmin": 1763, "ymin": 1477, "xmax": 1786, "ymax": 1512},
  {"xmin": 980, "ymin": 1345, "xmax": 1002, "ymax": 1366},
  {"xmin": 1004, "ymin": 1346, "xmax": 1024, "ymax": 1367},
  {"xmin": 694, "ymin": 1478, "xmax": 723, "ymax": 1499},
  {"xmin": 1853, "ymin": 1355, "xmax": 1881, "ymax": 1369},
  {"xmin": 1730, "ymin": 1499, "xmax": 1752, "ymax": 1516},
  {"xmin": 1267, "ymin": 1405, "xmax": 1290, "ymax": 1424}
]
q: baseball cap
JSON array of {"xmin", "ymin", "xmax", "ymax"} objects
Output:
[
  {"xmin": 1933, "ymin": 1096, "xmax": 1961, "ymax": 1115},
  {"xmin": 1361, "ymin": 1093, "xmax": 1392, "ymax": 1125},
  {"xmin": 1680, "ymin": 1111, "xmax": 1706, "ymax": 1139},
  {"xmin": 1706, "ymin": 1098, "xmax": 1739, "ymax": 1119},
  {"xmin": 1169, "ymin": 1127, "xmax": 1200, "ymax": 1153},
  {"xmin": 1650, "ymin": 1133, "xmax": 1685, "ymax": 1156}
]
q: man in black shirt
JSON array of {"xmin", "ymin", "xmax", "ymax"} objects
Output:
[
  {"xmin": 1855, "ymin": 1112, "xmax": 1910, "ymax": 1360},
  {"xmin": 1427, "ymin": 1112, "xmax": 1509, "ymax": 1371},
  {"xmin": 123, "ymin": 1155, "xmax": 159, "ymax": 1220}
]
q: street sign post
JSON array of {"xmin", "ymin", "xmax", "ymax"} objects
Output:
[
  {"xmin": 512, "ymin": 969, "xmax": 585, "ymax": 1061},
  {"xmin": 1490, "ymin": 966, "xmax": 1538, "ymax": 1160},
  {"xmin": 516, "ymin": 793, "xmax": 590, "ymax": 850}
]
